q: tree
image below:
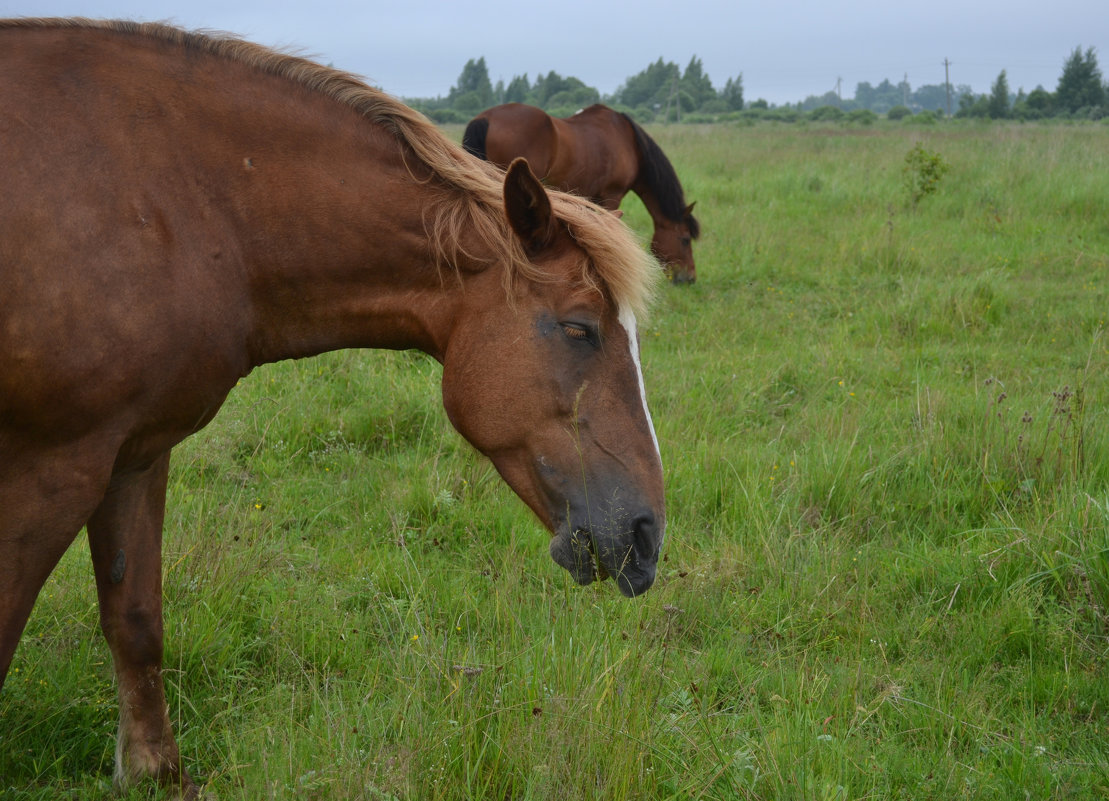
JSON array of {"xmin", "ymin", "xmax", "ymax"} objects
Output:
[
  {"xmin": 1056, "ymin": 46, "xmax": 1105, "ymax": 113},
  {"xmin": 956, "ymin": 92, "xmax": 988, "ymax": 118},
  {"xmin": 721, "ymin": 74, "xmax": 744, "ymax": 110},
  {"xmin": 1025, "ymin": 85, "xmax": 1054, "ymax": 115},
  {"xmin": 681, "ymin": 56, "xmax": 716, "ymax": 110},
  {"xmin": 503, "ymin": 74, "xmax": 530, "ymax": 104},
  {"xmin": 854, "ymin": 79, "xmax": 902, "ymax": 113},
  {"xmin": 801, "ymin": 91, "xmax": 843, "ymax": 111},
  {"xmin": 612, "ymin": 58, "xmax": 681, "ymax": 110},
  {"xmin": 912, "ymin": 84, "xmax": 949, "ymax": 113},
  {"xmin": 448, "ymin": 57, "xmax": 493, "ymax": 111},
  {"xmin": 987, "ymin": 69, "xmax": 1011, "ymax": 118}
]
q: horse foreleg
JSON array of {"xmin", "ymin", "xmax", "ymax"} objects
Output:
[{"xmin": 86, "ymin": 452, "xmax": 198, "ymax": 799}]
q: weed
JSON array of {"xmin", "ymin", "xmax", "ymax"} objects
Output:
[
  {"xmin": 903, "ymin": 141, "xmax": 950, "ymax": 207},
  {"xmin": 977, "ymin": 378, "xmax": 1085, "ymax": 504}
]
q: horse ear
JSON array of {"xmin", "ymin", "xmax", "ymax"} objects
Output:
[
  {"xmin": 684, "ymin": 201, "xmax": 696, "ymax": 216},
  {"xmin": 503, "ymin": 157, "xmax": 554, "ymax": 253}
]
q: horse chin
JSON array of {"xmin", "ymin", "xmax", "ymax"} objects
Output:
[
  {"xmin": 549, "ymin": 528, "xmax": 601, "ymax": 586},
  {"xmin": 549, "ymin": 526, "xmax": 658, "ymax": 598},
  {"xmin": 667, "ymin": 262, "xmax": 696, "ymax": 285}
]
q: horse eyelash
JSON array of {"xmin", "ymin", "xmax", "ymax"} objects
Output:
[{"xmin": 562, "ymin": 323, "xmax": 593, "ymax": 342}]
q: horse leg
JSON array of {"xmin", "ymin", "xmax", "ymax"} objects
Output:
[
  {"xmin": 86, "ymin": 452, "xmax": 198, "ymax": 799},
  {"xmin": 0, "ymin": 524, "xmax": 80, "ymax": 690},
  {"xmin": 0, "ymin": 445, "xmax": 112, "ymax": 689}
]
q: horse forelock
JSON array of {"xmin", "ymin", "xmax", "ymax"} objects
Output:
[
  {"xmin": 1, "ymin": 17, "xmax": 657, "ymax": 319},
  {"xmin": 550, "ymin": 195, "xmax": 660, "ymax": 320}
]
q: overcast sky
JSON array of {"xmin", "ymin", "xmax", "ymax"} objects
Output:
[{"xmin": 4, "ymin": 1, "xmax": 1104, "ymax": 104}]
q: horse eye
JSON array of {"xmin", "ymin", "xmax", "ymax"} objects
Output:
[{"xmin": 561, "ymin": 323, "xmax": 594, "ymax": 343}]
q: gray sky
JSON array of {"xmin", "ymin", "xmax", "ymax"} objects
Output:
[{"xmin": 4, "ymin": 1, "xmax": 1104, "ymax": 104}]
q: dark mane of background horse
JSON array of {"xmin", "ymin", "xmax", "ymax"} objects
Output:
[{"xmin": 619, "ymin": 113, "xmax": 701, "ymax": 239}]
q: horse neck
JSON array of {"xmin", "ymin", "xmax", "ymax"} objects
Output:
[
  {"xmin": 236, "ymin": 133, "xmax": 470, "ymax": 368},
  {"xmin": 243, "ymin": 191, "xmax": 457, "ymax": 366}
]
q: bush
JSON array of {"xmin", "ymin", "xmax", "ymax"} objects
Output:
[
  {"xmin": 847, "ymin": 109, "xmax": 878, "ymax": 126},
  {"xmin": 697, "ymin": 99, "xmax": 729, "ymax": 114},
  {"xmin": 908, "ymin": 110, "xmax": 938, "ymax": 125},
  {"xmin": 809, "ymin": 105, "xmax": 844, "ymax": 121},
  {"xmin": 903, "ymin": 142, "xmax": 950, "ymax": 206},
  {"xmin": 422, "ymin": 108, "xmax": 469, "ymax": 124},
  {"xmin": 766, "ymin": 109, "xmax": 801, "ymax": 123},
  {"xmin": 887, "ymin": 105, "xmax": 913, "ymax": 120}
]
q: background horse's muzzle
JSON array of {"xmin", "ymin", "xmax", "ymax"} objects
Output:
[{"xmin": 549, "ymin": 511, "xmax": 662, "ymax": 597}]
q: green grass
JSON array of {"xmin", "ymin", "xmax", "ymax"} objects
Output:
[{"xmin": 4, "ymin": 120, "xmax": 1109, "ymax": 799}]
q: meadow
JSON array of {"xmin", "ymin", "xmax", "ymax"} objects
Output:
[{"xmin": 3, "ymin": 119, "xmax": 1108, "ymax": 799}]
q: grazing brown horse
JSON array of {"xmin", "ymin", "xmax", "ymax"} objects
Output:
[
  {"xmin": 0, "ymin": 19, "xmax": 666, "ymax": 798},
  {"xmin": 464, "ymin": 103, "xmax": 700, "ymax": 283}
]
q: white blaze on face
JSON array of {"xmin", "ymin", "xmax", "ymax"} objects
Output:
[{"xmin": 617, "ymin": 304, "xmax": 661, "ymax": 465}]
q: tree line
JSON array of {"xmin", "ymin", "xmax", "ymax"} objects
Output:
[
  {"xmin": 958, "ymin": 47, "xmax": 1106, "ymax": 120},
  {"xmin": 406, "ymin": 46, "xmax": 1106, "ymax": 124},
  {"xmin": 408, "ymin": 55, "xmax": 743, "ymax": 123}
]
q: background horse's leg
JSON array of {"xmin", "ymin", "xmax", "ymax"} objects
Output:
[{"xmin": 86, "ymin": 452, "xmax": 197, "ymax": 799}]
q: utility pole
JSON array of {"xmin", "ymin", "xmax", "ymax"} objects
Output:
[
  {"xmin": 944, "ymin": 58, "xmax": 952, "ymax": 117},
  {"xmin": 664, "ymin": 76, "xmax": 680, "ymax": 123}
]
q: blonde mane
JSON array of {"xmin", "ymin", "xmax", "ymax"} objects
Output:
[{"xmin": 2, "ymin": 17, "xmax": 658, "ymax": 318}]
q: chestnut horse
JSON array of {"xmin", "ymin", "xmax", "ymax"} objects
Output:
[
  {"xmin": 0, "ymin": 19, "xmax": 665, "ymax": 798},
  {"xmin": 464, "ymin": 103, "xmax": 700, "ymax": 283}
]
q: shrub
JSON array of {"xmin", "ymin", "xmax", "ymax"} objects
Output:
[
  {"xmin": 887, "ymin": 105, "xmax": 913, "ymax": 120},
  {"xmin": 902, "ymin": 142, "xmax": 949, "ymax": 207},
  {"xmin": 809, "ymin": 105, "xmax": 844, "ymax": 121}
]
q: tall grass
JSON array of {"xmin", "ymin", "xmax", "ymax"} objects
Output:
[{"xmin": 3, "ymin": 120, "xmax": 1108, "ymax": 799}]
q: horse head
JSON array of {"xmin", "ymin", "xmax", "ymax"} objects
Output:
[
  {"xmin": 651, "ymin": 202, "xmax": 699, "ymax": 285},
  {"xmin": 441, "ymin": 159, "xmax": 665, "ymax": 597}
]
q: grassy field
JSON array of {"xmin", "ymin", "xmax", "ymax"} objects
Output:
[{"xmin": 3, "ymin": 119, "xmax": 1109, "ymax": 799}]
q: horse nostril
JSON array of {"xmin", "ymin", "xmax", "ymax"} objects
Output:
[{"xmin": 630, "ymin": 513, "xmax": 660, "ymax": 562}]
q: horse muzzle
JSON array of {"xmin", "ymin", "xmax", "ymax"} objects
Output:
[
  {"xmin": 670, "ymin": 267, "xmax": 696, "ymax": 285},
  {"xmin": 549, "ymin": 511, "xmax": 662, "ymax": 597}
]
